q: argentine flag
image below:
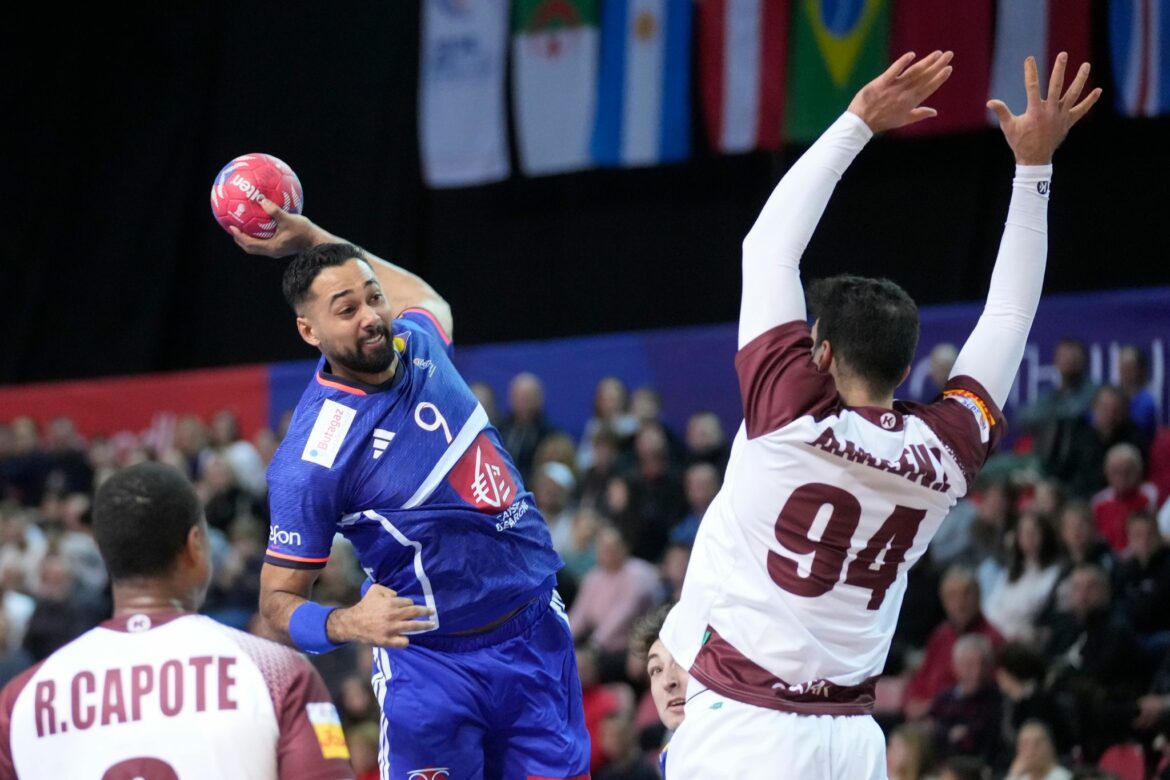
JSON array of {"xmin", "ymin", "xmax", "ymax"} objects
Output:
[{"xmin": 591, "ymin": 0, "xmax": 693, "ymax": 167}]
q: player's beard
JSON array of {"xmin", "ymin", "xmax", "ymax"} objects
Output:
[{"xmin": 333, "ymin": 323, "xmax": 395, "ymax": 376}]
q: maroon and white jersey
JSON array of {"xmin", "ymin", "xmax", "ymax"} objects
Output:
[
  {"xmin": 661, "ymin": 110, "xmax": 1050, "ymax": 718},
  {"xmin": 0, "ymin": 612, "xmax": 353, "ymax": 780},
  {"xmin": 663, "ymin": 322, "xmax": 1004, "ymax": 714}
]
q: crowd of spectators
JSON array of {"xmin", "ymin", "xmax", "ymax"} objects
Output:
[{"xmin": 2, "ymin": 338, "xmax": 1169, "ymax": 779}]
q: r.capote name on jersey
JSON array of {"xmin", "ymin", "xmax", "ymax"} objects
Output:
[{"xmin": 28, "ymin": 655, "xmax": 240, "ymax": 737}]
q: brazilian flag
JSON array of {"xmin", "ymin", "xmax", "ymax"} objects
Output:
[{"xmin": 784, "ymin": 0, "xmax": 889, "ymax": 142}]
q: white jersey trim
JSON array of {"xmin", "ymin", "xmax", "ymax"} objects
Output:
[
  {"xmin": 365, "ymin": 510, "xmax": 440, "ymax": 633},
  {"xmin": 403, "ymin": 403, "xmax": 489, "ymax": 509}
]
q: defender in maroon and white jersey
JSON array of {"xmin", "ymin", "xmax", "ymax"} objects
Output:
[
  {"xmin": 660, "ymin": 51, "xmax": 1102, "ymax": 779},
  {"xmin": 0, "ymin": 463, "xmax": 353, "ymax": 780}
]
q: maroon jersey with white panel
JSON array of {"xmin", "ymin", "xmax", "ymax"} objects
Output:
[
  {"xmin": 662, "ymin": 320, "xmax": 1004, "ymax": 715},
  {"xmin": 0, "ymin": 612, "xmax": 353, "ymax": 780}
]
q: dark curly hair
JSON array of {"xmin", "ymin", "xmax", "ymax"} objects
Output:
[
  {"xmin": 806, "ymin": 274, "xmax": 919, "ymax": 398},
  {"xmin": 282, "ymin": 242, "xmax": 368, "ymax": 311}
]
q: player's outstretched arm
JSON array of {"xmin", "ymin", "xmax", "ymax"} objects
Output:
[
  {"xmin": 231, "ymin": 198, "xmax": 455, "ymax": 339},
  {"xmin": 950, "ymin": 54, "xmax": 1102, "ymax": 406},
  {"xmin": 260, "ymin": 563, "xmax": 435, "ymax": 651},
  {"xmin": 738, "ymin": 51, "xmax": 952, "ymax": 348}
]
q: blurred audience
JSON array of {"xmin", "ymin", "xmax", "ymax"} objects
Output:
[
  {"xmin": 983, "ymin": 513, "xmax": 1062, "ymax": 644},
  {"xmin": 1004, "ymin": 720, "xmax": 1072, "ymax": 780},
  {"xmin": 578, "ymin": 377, "xmax": 637, "ymax": 471},
  {"xmin": 929, "ymin": 634, "xmax": 1003, "ymax": 764},
  {"xmin": 2, "ymin": 351, "xmax": 1168, "ymax": 776},
  {"xmin": 1091, "ymin": 443, "xmax": 1160, "ymax": 553},
  {"xmin": 904, "ymin": 566, "xmax": 1004, "ymax": 720},
  {"xmin": 499, "ymin": 372, "xmax": 556, "ymax": 481},
  {"xmin": 569, "ymin": 526, "xmax": 659, "ymax": 655},
  {"xmin": 887, "ymin": 722, "xmax": 936, "ymax": 780}
]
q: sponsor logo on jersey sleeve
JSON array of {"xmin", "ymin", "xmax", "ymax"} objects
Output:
[
  {"xmin": 301, "ymin": 399, "xmax": 357, "ymax": 468},
  {"xmin": 944, "ymin": 389, "xmax": 993, "ymax": 444},
  {"xmin": 306, "ymin": 702, "xmax": 350, "ymax": 760},
  {"xmin": 447, "ymin": 433, "xmax": 518, "ymax": 513}
]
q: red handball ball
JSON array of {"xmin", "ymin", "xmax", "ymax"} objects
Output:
[{"xmin": 210, "ymin": 153, "xmax": 304, "ymax": 238}]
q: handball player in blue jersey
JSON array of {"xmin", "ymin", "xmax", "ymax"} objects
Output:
[{"xmin": 230, "ymin": 200, "xmax": 590, "ymax": 780}]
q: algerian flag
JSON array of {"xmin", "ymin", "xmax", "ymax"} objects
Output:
[{"xmin": 512, "ymin": 0, "xmax": 600, "ymax": 175}]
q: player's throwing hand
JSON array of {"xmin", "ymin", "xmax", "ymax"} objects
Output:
[
  {"xmin": 329, "ymin": 584, "xmax": 437, "ymax": 649},
  {"xmin": 988, "ymin": 53, "xmax": 1103, "ymax": 165},
  {"xmin": 847, "ymin": 50, "xmax": 954, "ymax": 133},
  {"xmin": 229, "ymin": 196, "xmax": 335, "ymax": 259}
]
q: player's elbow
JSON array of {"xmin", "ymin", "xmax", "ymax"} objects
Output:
[{"xmin": 427, "ymin": 296, "xmax": 454, "ymax": 340}]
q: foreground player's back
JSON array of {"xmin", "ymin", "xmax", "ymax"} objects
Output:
[
  {"xmin": 667, "ymin": 320, "xmax": 1003, "ymax": 713},
  {"xmin": 0, "ymin": 612, "xmax": 351, "ymax": 779}
]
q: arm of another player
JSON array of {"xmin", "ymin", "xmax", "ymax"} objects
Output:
[
  {"xmin": 260, "ymin": 563, "xmax": 436, "ymax": 651},
  {"xmin": 231, "ymin": 198, "xmax": 455, "ymax": 339},
  {"xmin": 737, "ymin": 50, "xmax": 952, "ymax": 348},
  {"xmin": 949, "ymin": 54, "xmax": 1102, "ymax": 407}
]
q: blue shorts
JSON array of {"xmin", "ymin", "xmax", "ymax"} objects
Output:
[{"xmin": 370, "ymin": 591, "xmax": 590, "ymax": 780}]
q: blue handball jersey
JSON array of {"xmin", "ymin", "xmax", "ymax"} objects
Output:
[{"xmin": 265, "ymin": 309, "xmax": 562, "ymax": 634}]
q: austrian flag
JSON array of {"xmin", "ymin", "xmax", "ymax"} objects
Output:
[{"xmin": 698, "ymin": 0, "xmax": 789, "ymax": 153}]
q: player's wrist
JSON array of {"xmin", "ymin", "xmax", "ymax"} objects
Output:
[
  {"xmin": 306, "ymin": 223, "xmax": 342, "ymax": 248},
  {"xmin": 1013, "ymin": 163, "xmax": 1053, "ymax": 175},
  {"xmin": 289, "ymin": 601, "xmax": 347, "ymax": 654}
]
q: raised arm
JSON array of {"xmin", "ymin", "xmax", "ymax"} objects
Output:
[
  {"xmin": 738, "ymin": 51, "xmax": 953, "ymax": 348},
  {"xmin": 950, "ymin": 54, "xmax": 1102, "ymax": 406},
  {"xmin": 231, "ymin": 198, "xmax": 454, "ymax": 338}
]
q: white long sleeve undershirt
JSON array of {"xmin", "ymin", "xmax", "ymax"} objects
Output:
[
  {"xmin": 950, "ymin": 164, "xmax": 1051, "ymax": 407},
  {"xmin": 739, "ymin": 112, "xmax": 873, "ymax": 349},
  {"xmin": 738, "ymin": 110, "xmax": 1051, "ymax": 410}
]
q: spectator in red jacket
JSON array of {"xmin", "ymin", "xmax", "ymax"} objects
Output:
[
  {"xmin": 1091, "ymin": 443, "xmax": 1159, "ymax": 553},
  {"xmin": 903, "ymin": 566, "xmax": 1004, "ymax": 720}
]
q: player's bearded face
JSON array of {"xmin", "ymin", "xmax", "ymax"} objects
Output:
[{"xmin": 332, "ymin": 319, "xmax": 394, "ymax": 375}]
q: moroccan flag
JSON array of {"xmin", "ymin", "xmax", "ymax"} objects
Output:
[
  {"xmin": 891, "ymin": 0, "xmax": 993, "ymax": 136},
  {"xmin": 419, "ymin": 0, "xmax": 511, "ymax": 188},
  {"xmin": 1110, "ymin": 0, "xmax": 1170, "ymax": 117},
  {"xmin": 699, "ymin": 0, "xmax": 789, "ymax": 153},
  {"xmin": 988, "ymin": 0, "xmax": 1092, "ymax": 118},
  {"xmin": 512, "ymin": 0, "xmax": 601, "ymax": 175},
  {"xmin": 591, "ymin": 0, "xmax": 694, "ymax": 167},
  {"xmin": 784, "ymin": 0, "xmax": 889, "ymax": 143}
]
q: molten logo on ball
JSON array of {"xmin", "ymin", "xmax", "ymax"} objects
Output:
[{"xmin": 210, "ymin": 153, "xmax": 304, "ymax": 239}]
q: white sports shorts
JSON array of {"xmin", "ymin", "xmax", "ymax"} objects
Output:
[{"xmin": 665, "ymin": 681, "xmax": 887, "ymax": 780}]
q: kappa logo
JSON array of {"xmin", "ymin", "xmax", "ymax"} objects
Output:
[
  {"xmin": 371, "ymin": 428, "xmax": 395, "ymax": 460},
  {"xmin": 880, "ymin": 412, "xmax": 897, "ymax": 430},
  {"xmin": 407, "ymin": 770, "xmax": 450, "ymax": 780},
  {"xmin": 127, "ymin": 614, "xmax": 152, "ymax": 633}
]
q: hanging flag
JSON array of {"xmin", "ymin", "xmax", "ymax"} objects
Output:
[
  {"xmin": 988, "ymin": 0, "xmax": 1092, "ymax": 119},
  {"xmin": 591, "ymin": 0, "xmax": 694, "ymax": 167},
  {"xmin": 698, "ymin": 0, "xmax": 789, "ymax": 153},
  {"xmin": 419, "ymin": 0, "xmax": 511, "ymax": 188},
  {"xmin": 784, "ymin": 0, "xmax": 890, "ymax": 143},
  {"xmin": 512, "ymin": 0, "xmax": 601, "ymax": 175},
  {"xmin": 1110, "ymin": 0, "xmax": 1170, "ymax": 117},
  {"xmin": 890, "ymin": 0, "xmax": 993, "ymax": 136}
]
